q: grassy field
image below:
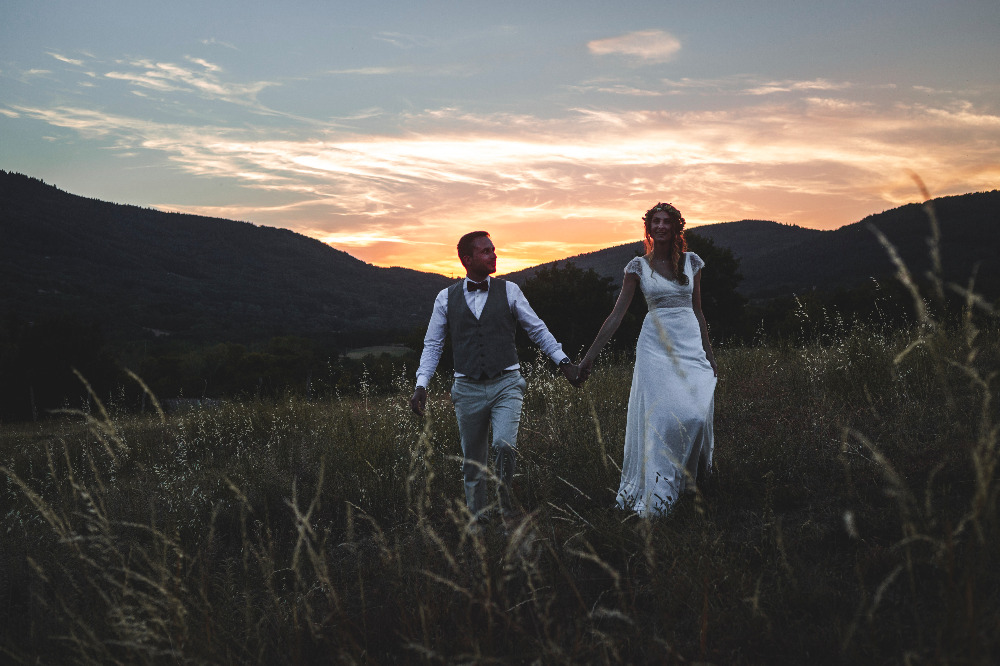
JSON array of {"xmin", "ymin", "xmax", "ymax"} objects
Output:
[
  {"xmin": 3, "ymin": 205, "xmax": 999, "ymax": 664},
  {"xmin": 1, "ymin": 306, "xmax": 996, "ymax": 664}
]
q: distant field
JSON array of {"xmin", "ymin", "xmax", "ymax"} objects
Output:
[{"xmin": 342, "ymin": 344, "xmax": 414, "ymax": 359}]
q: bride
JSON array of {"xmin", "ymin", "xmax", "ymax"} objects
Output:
[{"xmin": 579, "ymin": 202, "xmax": 718, "ymax": 516}]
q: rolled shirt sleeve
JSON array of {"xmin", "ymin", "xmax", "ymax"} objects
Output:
[{"xmin": 415, "ymin": 288, "xmax": 449, "ymax": 388}]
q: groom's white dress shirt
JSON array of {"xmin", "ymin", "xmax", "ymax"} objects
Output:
[{"xmin": 415, "ymin": 276, "xmax": 569, "ymax": 389}]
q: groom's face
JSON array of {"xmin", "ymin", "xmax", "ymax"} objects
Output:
[{"xmin": 465, "ymin": 236, "xmax": 497, "ymax": 276}]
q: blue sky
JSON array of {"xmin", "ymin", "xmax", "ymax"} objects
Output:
[{"xmin": 2, "ymin": 0, "xmax": 998, "ymax": 273}]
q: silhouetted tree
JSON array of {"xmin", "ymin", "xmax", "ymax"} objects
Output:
[
  {"xmin": 0, "ymin": 315, "xmax": 120, "ymax": 422},
  {"xmin": 520, "ymin": 262, "xmax": 624, "ymax": 360},
  {"xmin": 685, "ymin": 232, "xmax": 748, "ymax": 342}
]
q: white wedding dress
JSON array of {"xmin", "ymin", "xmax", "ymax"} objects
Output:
[{"xmin": 617, "ymin": 253, "xmax": 717, "ymax": 517}]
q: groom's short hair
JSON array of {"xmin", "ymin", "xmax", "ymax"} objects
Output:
[{"xmin": 457, "ymin": 231, "xmax": 490, "ymax": 267}]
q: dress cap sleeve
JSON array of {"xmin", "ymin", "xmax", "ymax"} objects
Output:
[
  {"xmin": 687, "ymin": 252, "xmax": 705, "ymax": 275},
  {"xmin": 624, "ymin": 256, "xmax": 643, "ymax": 276}
]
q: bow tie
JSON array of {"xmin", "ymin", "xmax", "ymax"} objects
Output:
[{"xmin": 467, "ymin": 280, "xmax": 488, "ymax": 292}]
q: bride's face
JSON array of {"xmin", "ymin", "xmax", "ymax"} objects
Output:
[{"xmin": 648, "ymin": 211, "xmax": 673, "ymax": 242}]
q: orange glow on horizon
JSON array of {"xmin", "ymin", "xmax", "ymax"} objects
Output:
[
  {"xmin": 133, "ymin": 94, "xmax": 998, "ymax": 276},
  {"xmin": 5, "ymin": 28, "xmax": 998, "ymax": 281},
  {"xmin": 298, "ymin": 192, "xmax": 927, "ymax": 275}
]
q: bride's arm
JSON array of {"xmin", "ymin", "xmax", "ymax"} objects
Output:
[
  {"xmin": 691, "ymin": 270, "xmax": 718, "ymax": 376},
  {"xmin": 580, "ymin": 273, "xmax": 639, "ymax": 377}
]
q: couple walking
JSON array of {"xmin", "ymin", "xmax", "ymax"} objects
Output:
[{"xmin": 409, "ymin": 202, "xmax": 718, "ymax": 523}]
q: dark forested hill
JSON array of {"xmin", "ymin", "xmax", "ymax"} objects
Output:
[
  {"xmin": 3, "ymin": 169, "xmax": 997, "ymax": 349},
  {"xmin": 503, "ymin": 192, "xmax": 1000, "ymax": 301},
  {"xmin": 0, "ymin": 171, "xmax": 452, "ymax": 343}
]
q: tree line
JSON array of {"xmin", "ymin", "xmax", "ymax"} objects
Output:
[
  {"xmin": 0, "ymin": 320, "xmax": 416, "ymax": 423},
  {"xmin": 2, "ymin": 233, "xmax": 947, "ymax": 423}
]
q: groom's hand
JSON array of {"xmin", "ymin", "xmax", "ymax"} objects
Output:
[
  {"xmin": 410, "ymin": 386, "xmax": 428, "ymax": 416},
  {"xmin": 560, "ymin": 362, "xmax": 582, "ymax": 386}
]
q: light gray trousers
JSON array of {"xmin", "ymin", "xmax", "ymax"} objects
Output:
[{"xmin": 451, "ymin": 370, "xmax": 527, "ymax": 517}]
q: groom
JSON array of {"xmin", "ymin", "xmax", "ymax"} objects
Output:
[{"xmin": 410, "ymin": 231, "xmax": 580, "ymax": 523}]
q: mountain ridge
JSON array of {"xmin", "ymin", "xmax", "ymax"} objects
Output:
[
  {"xmin": 1, "ymin": 171, "xmax": 452, "ymax": 344},
  {"xmin": 503, "ymin": 193, "xmax": 1000, "ymax": 300},
  {"xmin": 3, "ymin": 170, "xmax": 998, "ymax": 347}
]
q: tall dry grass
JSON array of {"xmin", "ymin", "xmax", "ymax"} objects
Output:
[{"xmin": 1, "ymin": 202, "xmax": 997, "ymax": 664}]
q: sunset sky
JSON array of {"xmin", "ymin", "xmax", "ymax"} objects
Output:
[{"xmin": 2, "ymin": 1, "xmax": 998, "ymax": 275}]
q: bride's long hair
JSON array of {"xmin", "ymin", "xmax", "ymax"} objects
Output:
[{"xmin": 642, "ymin": 202, "xmax": 688, "ymax": 285}]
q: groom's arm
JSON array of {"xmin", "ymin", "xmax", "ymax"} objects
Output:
[
  {"xmin": 506, "ymin": 282, "xmax": 580, "ymax": 382},
  {"xmin": 411, "ymin": 289, "xmax": 449, "ymax": 416}
]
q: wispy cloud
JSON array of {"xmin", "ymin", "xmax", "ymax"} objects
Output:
[
  {"xmin": 326, "ymin": 64, "xmax": 475, "ymax": 77},
  {"xmin": 12, "ymin": 66, "xmax": 1000, "ymax": 272},
  {"xmin": 200, "ymin": 38, "xmax": 239, "ymax": 50},
  {"xmin": 660, "ymin": 77, "xmax": 734, "ymax": 92},
  {"xmin": 9, "ymin": 104, "xmax": 185, "ymax": 141},
  {"xmin": 373, "ymin": 31, "xmax": 436, "ymax": 49},
  {"xmin": 37, "ymin": 53, "xmax": 325, "ymax": 126},
  {"xmin": 330, "ymin": 107, "xmax": 386, "ymax": 121},
  {"xmin": 327, "ymin": 66, "xmax": 415, "ymax": 75},
  {"xmin": 186, "ymin": 57, "xmax": 222, "ymax": 73},
  {"xmin": 588, "ymin": 30, "xmax": 681, "ymax": 64},
  {"xmin": 104, "ymin": 57, "xmax": 275, "ymax": 105},
  {"xmin": 658, "ymin": 75, "xmax": 853, "ymax": 97},
  {"xmin": 744, "ymin": 78, "xmax": 852, "ymax": 95},
  {"xmin": 567, "ymin": 82, "xmax": 663, "ymax": 96},
  {"xmin": 47, "ymin": 52, "xmax": 84, "ymax": 66}
]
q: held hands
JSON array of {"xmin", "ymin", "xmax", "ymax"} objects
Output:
[
  {"xmin": 559, "ymin": 361, "xmax": 582, "ymax": 386},
  {"xmin": 562, "ymin": 356, "xmax": 595, "ymax": 388}
]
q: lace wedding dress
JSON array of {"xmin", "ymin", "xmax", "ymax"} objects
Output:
[{"xmin": 617, "ymin": 253, "xmax": 717, "ymax": 516}]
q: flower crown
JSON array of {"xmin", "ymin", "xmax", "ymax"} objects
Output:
[
  {"xmin": 648, "ymin": 202, "xmax": 680, "ymax": 216},
  {"xmin": 644, "ymin": 202, "xmax": 683, "ymax": 222}
]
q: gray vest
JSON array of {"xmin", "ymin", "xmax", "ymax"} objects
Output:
[{"xmin": 447, "ymin": 279, "xmax": 519, "ymax": 379}]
